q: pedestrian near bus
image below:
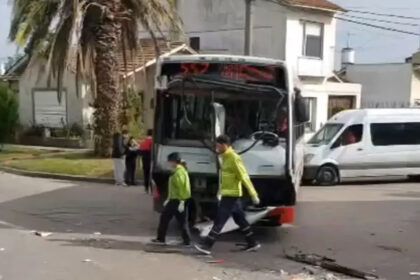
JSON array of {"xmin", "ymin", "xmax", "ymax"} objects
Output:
[
  {"xmin": 125, "ymin": 137, "xmax": 139, "ymax": 186},
  {"xmin": 151, "ymin": 152, "xmax": 191, "ymax": 245},
  {"xmin": 112, "ymin": 130, "xmax": 129, "ymax": 186},
  {"xmin": 194, "ymin": 135, "xmax": 261, "ymax": 255},
  {"xmin": 139, "ymin": 129, "xmax": 153, "ymax": 193}
]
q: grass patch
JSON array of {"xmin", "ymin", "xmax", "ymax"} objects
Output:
[
  {"xmin": 1, "ymin": 149, "xmax": 144, "ymax": 179},
  {"xmin": 0, "ymin": 147, "xmax": 50, "ymax": 161}
]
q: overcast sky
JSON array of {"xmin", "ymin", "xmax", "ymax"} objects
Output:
[{"xmin": 1, "ymin": 0, "xmax": 419, "ymax": 64}]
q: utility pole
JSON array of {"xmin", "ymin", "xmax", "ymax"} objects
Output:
[{"xmin": 244, "ymin": 0, "xmax": 254, "ymax": 56}]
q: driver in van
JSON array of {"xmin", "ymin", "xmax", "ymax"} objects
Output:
[{"xmin": 343, "ymin": 130, "xmax": 357, "ymax": 145}]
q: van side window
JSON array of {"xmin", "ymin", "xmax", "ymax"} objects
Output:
[
  {"xmin": 371, "ymin": 123, "xmax": 420, "ymax": 146},
  {"xmin": 332, "ymin": 124, "xmax": 363, "ymax": 148}
]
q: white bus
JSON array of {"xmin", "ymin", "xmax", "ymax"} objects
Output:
[
  {"xmin": 304, "ymin": 109, "xmax": 420, "ymax": 185},
  {"xmin": 151, "ymin": 55, "xmax": 308, "ymax": 227}
]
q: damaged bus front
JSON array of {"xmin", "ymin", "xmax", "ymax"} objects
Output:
[{"xmin": 151, "ymin": 55, "xmax": 308, "ymax": 227}]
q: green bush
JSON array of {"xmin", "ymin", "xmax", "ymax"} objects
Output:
[
  {"xmin": 126, "ymin": 90, "xmax": 144, "ymax": 138},
  {"xmin": 0, "ymin": 85, "xmax": 19, "ymax": 144}
]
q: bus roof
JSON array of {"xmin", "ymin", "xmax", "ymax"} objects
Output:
[{"xmin": 160, "ymin": 54, "xmax": 287, "ymax": 66}]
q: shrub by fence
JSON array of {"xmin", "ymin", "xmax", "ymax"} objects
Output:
[{"xmin": 0, "ymin": 84, "xmax": 19, "ymax": 145}]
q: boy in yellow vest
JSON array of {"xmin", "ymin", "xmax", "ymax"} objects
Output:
[
  {"xmin": 195, "ymin": 135, "xmax": 261, "ymax": 255},
  {"xmin": 151, "ymin": 152, "xmax": 191, "ymax": 245}
]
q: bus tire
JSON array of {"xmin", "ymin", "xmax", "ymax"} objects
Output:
[{"xmin": 315, "ymin": 165, "xmax": 339, "ymax": 186}]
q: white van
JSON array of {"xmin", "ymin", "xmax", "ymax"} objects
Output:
[{"xmin": 304, "ymin": 109, "xmax": 420, "ymax": 185}]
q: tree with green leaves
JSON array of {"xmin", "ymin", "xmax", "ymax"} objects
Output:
[
  {"xmin": 9, "ymin": 0, "xmax": 180, "ymax": 157},
  {"xmin": 0, "ymin": 84, "xmax": 19, "ymax": 146}
]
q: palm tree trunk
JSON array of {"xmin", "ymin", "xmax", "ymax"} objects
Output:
[{"xmin": 93, "ymin": 0, "xmax": 122, "ymax": 157}]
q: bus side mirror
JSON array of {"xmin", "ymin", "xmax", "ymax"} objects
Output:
[{"xmin": 295, "ymin": 96, "xmax": 310, "ymax": 123}]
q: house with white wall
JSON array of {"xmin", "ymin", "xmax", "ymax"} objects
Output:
[
  {"xmin": 345, "ymin": 51, "xmax": 420, "ymax": 108},
  {"xmin": 177, "ymin": 0, "xmax": 361, "ymax": 135},
  {"xmin": 5, "ymin": 40, "xmax": 194, "ymax": 134}
]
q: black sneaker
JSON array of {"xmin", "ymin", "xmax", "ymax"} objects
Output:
[
  {"xmin": 150, "ymin": 238, "xmax": 166, "ymax": 246},
  {"xmin": 194, "ymin": 243, "xmax": 212, "ymax": 255},
  {"xmin": 241, "ymin": 243, "xmax": 261, "ymax": 252}
]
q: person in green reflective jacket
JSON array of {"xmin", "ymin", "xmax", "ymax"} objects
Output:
[
  {"xmin": 151, "ymin": 152, "xmax": 191, "ymax": 245},
  {"xmin": 195, "ymin": 135, "xmax": 261, "ymax": 255}
]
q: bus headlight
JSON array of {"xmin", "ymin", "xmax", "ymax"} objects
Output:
[{"xmin": 304, "ymin": 154, "xmax": 315, "ymax": 164}]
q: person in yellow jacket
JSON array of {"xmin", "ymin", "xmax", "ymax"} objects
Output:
[
  {"xmin": 151, "ymin": 152, "xmax": 191, "ymax": 245},
  {"xmin": 195, "ymin": 135, "xmax": 261, "ymax": 255}
]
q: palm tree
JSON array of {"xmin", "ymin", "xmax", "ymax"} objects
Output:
[{"xmin": 9, "ymin": 0, "xmax": 180, "ymax": 157}]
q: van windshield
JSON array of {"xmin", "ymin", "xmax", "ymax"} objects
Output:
[{"xmin": 308, "ymin": 123, "xmax": 343, "ymax": 145}]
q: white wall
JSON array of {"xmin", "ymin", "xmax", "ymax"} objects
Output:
[
  {"xmin": 411, "ymin": 70, "xmax": 420, "ymax": 104},
  {"xmin": 285, "ymin": 11, "xmax": 336, "ymax": 78},
  {"xmin": 177, "ymin": 0, "xmax": 287, "ymax": 58},
  {"xmin": 346, "ymin": 63, "xmax": 413, "ymax": 108},
  {"xmin": 19, "ymin": 59, "xmax": 90, "ymax": 128},
  {"xmin": 132, "ymin": 66, "xmax": 156, "ymax": 130},
  {"xmin": 178, "ymin": 0, "xmax": 336, "ymax": 79},
  {"xmin": 302, "ymin": 82, "xmax": 362, "ymax": 134}
]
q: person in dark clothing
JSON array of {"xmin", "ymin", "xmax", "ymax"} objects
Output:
[
  {"xmin": 139, "ymin": 129, "xmax": 153, "ymax": 193},
  {"xmin": 125, "ymin": 137, "xmax": 139, "ymax": 186},
  {"xmin": 151, "ymin": 152, "xmax": 191, "ymax": 245},
  {"xmin": 112, "ymin": 132, "xmax": 127, "ymax": 186}
]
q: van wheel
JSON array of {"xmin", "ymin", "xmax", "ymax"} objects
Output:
[{"xmin": 315, "ymin": 165, "xmax": 339, "ymax": 186}]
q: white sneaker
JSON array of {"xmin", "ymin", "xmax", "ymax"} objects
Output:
[
  {"xmin": 242, "ymin": 243, "xmax": 261, "ymax": 252},
  {"xmin": 194, "ymin": 244, "xmax": 212, "ymax": 255}
]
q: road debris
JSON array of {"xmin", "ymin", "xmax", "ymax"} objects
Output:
[
  {"xmin": 285, "ymin": 253, "xmax": 379, "ymax": 280},
  {"xmin": 303, "ymin": 266, "xmax": 319, "ymax": 275},
  {"xmin": 34, "ymin": 231, "xmax": 52, "ymax": 237},
  {"xmin": 0, "ymin": 248, "xmax": 5, "ymax": 252},
  {"xmin": 93, "ymin": 232, "xmax": 102, "ymax": 236},
  {"xmin": 376, "ymin": 245, "xmax": 403, "ymax": 253},
  {"xmin": 206, "ymin": 259, "xmax": 225, "ymax": 264},
  {"xmin": 410, "ymin": 272, "xmax": 420, "ymax": 276},
  {"xmin": 212, "ymin": 277, "xmax": 222, "ymax": 280},
  {"xmin": 82, "ymin": 259, "xmax": 93, "ymax": 263}
]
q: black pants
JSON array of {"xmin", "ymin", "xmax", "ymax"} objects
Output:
[
  {"xmin": 141, "ymin": 151, "xmax": 151, "ymax": 192},
  {"xmin": 125, "ymin": 157, "xmax": 137, "ymax": 185},
  {"xmin": 157, "ymin": 200, "xmax": 191, "ymax": 244},
  {"xmin": 204, "ymin": 197, "xmax": 256, "ymax": 248}
]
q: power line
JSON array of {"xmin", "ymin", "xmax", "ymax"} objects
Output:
[
  {"xmin": 347, "ymin": 10, "xmax": 420, "ymax": 21},
  {"xmin": 263, "ymin": 0, "xmax": 420, "ymax": 37},
  {"xmin": 335, "ymin": 17, "xmax": 420, "ymax": 36},
  {"xmin": 338, "ymin": 14, "xmax": 420, "ymax": 27}
]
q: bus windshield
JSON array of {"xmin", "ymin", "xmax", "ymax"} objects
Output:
[
  {"xmin": 159, "ymin": 79, "xmax": 285, "ymax": 143},
  {"xmin": 308, "ymin": 123, "xmax": 344, "ymax": 146}
]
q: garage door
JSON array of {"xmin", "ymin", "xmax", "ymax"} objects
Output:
[
  {"xmin": 33, "ymin": 90, "xmax": 67, "ymax": 128},
  {"xmin": 328, "ymin": 96, "xmax": 355, "ymax": 118}
]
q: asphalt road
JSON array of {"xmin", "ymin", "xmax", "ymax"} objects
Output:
[{"xmin": 1, "ymin": 172, "xmax": 420, "ymax": 279}]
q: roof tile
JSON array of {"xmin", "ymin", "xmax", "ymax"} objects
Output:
[{"xmin": 281, "ymin": 0, "xmax": 345, "ymax": 12}]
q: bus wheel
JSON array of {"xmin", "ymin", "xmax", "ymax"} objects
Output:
[{"xmin": 315, "ymin": 165, "xmax": 339, "ymax": 186}]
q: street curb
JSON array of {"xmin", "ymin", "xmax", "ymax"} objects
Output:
[{"xmin": 0, "ymin": 165, "xmax": 121, "ymax": 185}]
